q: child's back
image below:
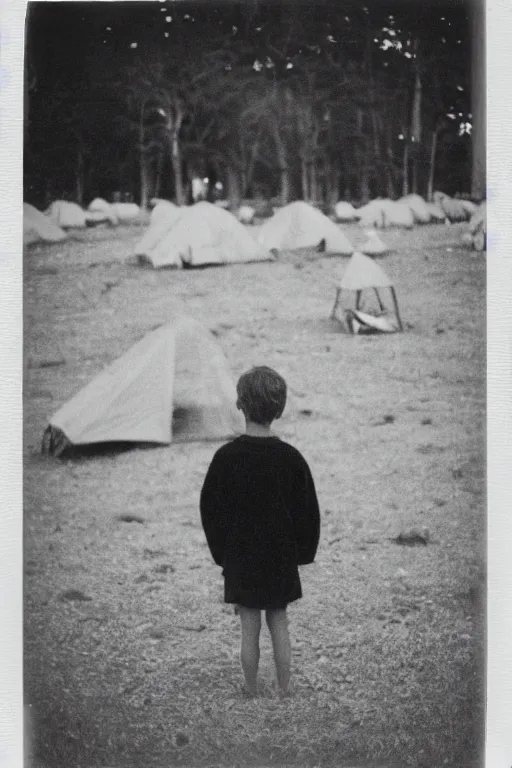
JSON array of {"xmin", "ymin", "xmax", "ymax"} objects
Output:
[
  {"xmin": 201, "ymin": 434, "xmax": 319, "ymax": 610},
  {"xmin": 200, "ymin": 366, "xmax": 320, "ymax": 697}
]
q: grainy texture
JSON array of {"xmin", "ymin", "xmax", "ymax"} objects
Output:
[{"xmin": 24, "ymin": 221, "xmax": 485, "ymax": 768}]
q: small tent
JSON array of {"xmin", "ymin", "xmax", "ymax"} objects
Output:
[
  {"xmin": 433, "ymin": 192, "xmax": 470, "ymax": 222},
  {"xmin": 42, "ymin": 316, "xmax": 245, "ymax": 457},
  {"xmin": 334, "ymin": 201, "xmax": 360, "ymax": 222},
  {"xmin": 399, "ymin": 194, "xmax": 431, "ymax": 225},
  {"xmin": 330, "ymin": 251, "xmax": 403, "ymax": 333},
  {"xmin": 87, "ymin": 198, "xmax": 119, "ymax": 225},
  {"xmin": 23, "ymin": 203, "xmax": 67, "ymax": 246},
  {"xmin": 45, "ymin": 200, "xmax": 87, "ymax": 229},
  {"xmin": 360, "ymin": 229, "xmax": 388, "ymax": 256},
  {"xmin": 111, "ymin": 202, "xmax": 141, "ymax": 222},
  {"xmin": 358, "ymin": 199, "xmax": 414, "ymax": 229},
  {"xmin": 463, "ymin": 200, "xmax": 486, "ymax": 251},
  {"xmin": 256, "ymin": 201, "xmax": 354, "ymax": 255},
  {"xmin": 135, "ymin": 201, "xmax": 273, "ymax": 268}
]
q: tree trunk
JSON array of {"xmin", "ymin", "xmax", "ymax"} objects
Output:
[
  {"xmin": 154, "ymin": 148, "xmax": 163, "ymax": 198},
  {"xmin": 402, "ymin": 140, "xmax": 409, "ymax": 197},
  {"xmin": 139, "ymin": 156, "xmax": 150, "ymax": 210},
  {"xmin": 301, "ymin": 157, "xmax": 309, "ymax": 201},
  {"xmin": 227, "ymin": 164, "xmax": 242, "ymax": 210},
  {"xmin": 427, "ymin": 126, "xmax": 439, "ymax": 202},
  {"xmin": 470, "ymin": 0, "xmax": 486, "ymax": 200},
  {"xmin": 272, "ymin": 122, "xmax": 290, "ymax": 206},
  {"xmin": 138, "ymin": 100, "xmax": 149, "ymax": 210},
  {"xmin": 386, "ymin": 125, "xmax": 396, "ymax": 199},
  {"xmin": 310, "ymin": 161, "xmax": 318, "ymax": 204},
  {"xmin": 75, "ymin": 147, "xmax": 84, "ymax": 205},
  {"xmin": 169, "ymin": 103, "xmax": 185, "ymax": 206}
]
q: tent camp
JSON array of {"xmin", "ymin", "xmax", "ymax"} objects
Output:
[
  {"xmin": 45, "ymin": 200, "xmax": 87, "ymax": 229},
  {"xmin": 42, "ymin": 316, "xmax": 245, "ymax": 457},
  {"xmin": 23, "ymin": 203, "xmax": 67, "ymax": 246},
  {"xmin": 330, "ymin": 251, "xmax": 402, "ymax": 334},
  {"xmin": 256, "ymin": 201, "xmax": 354, "ymax": 255},
  {"xmin": 135, "ymin": 201, "xmax": 273, "ymax": 268}
]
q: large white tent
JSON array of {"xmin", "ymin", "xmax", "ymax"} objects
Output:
[
  {"xmin": 256, "ymin": 201, "xmax": 354, "ymax": 255},
  {"xmin": 42, "ymin": 316, "xmax": 245, "ymax": 457},
  {"xmin": 135, "ymin": 201, "xmax": 273, "ymax": 268}
]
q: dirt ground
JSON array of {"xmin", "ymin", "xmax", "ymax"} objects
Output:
[{"xmin": 23, "ymin": 218, "xmax": 485, "ymax": 768}]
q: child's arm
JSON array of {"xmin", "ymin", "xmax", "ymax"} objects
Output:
[
  {"xmin": 200, "ymin": 452, "xmax": 227, "ymax": 567},
  {"xmin": 290, "ymin": 459, "xmax": 320, "ymax": 565}
]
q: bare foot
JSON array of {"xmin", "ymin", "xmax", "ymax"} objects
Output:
[{"xmin": 241, "ymin": 684, "xmax": 257, "ymax": 699}]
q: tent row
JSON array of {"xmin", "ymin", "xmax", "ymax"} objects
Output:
[
  {"xmin": 134, "ymin": 200, "xmax": 383, "ymax": 268},
  {"xmin": 23, "ymin": 199, "xmax": 143, "ymax": 245},
  {"xmin": 334, "ymin": 193, "xmax": 478, "ymax": 228},
  {"xmin": 42, "ymin": 252, "xmax": 402, "ymax": 458}
]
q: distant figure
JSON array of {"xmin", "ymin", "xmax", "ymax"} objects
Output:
[{"xmin": 200, "ymin": 366, "xmax": 320, "ymax": 697}]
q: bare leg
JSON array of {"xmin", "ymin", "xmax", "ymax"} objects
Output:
[
  {"xmin": 266, "ymin": 608, "xmax": 291, "ymax": 696},
  {"xmin": 238, "ymin": 606, "xmax": 261, "ymax": 696}
]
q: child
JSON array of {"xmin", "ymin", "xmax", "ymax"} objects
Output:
[{"xmin": 200, "ymin": 366, "xmax": 320, "ymax": 697}]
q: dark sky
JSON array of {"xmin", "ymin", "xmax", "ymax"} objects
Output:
[{"xmin": 25, "ymin": 0, "xmax": 470, "ymax": 89}]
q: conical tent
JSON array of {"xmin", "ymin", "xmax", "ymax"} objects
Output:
[
  {"xmin": 256, "ymin": 201, "xmax": 354, "ymax": 255},
  {"xmin": 42, "ymin": 316, "xmax": 244, "ymax": 457},
  {"xmin": 331, "ymin": 252, "xmax": 402, "ymax": 333},
  {"xmin": 136, "ymin": 202, "xmax": 273, "ymax": 268}
]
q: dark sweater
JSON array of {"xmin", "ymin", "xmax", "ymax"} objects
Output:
[{"xmin": 200, "ymin": 434, "xmax": 320, "ymax": 609}]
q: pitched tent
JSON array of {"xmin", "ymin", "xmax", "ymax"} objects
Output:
[
  {"xmin": 87, "ymin": 198, "xmax": 119, "ymax": 225},
  {"xmin": 330, "ymin": 251, "xmax": 403, "ymax": 333},
  {"xmin": 399, "ymin": 194, "xmax": 431, "ymax": 225},
  {"xmin": 23, "ymin": 203, "xmax": 67, "ymax": 246},
  {"xmin": 360, "ymin": 229, "xmax": 388, "ymax": 256},
  {"xmin": 111, "ymin": 202, "xmax": 141, "ymax": 222},
  {"xmin": 358, "ymin": 199, "xmax": 414, "ymax": 229},
  {"xmin": 45, "ymin": 200, "xmax": 87, "ymax": 228},
  {"xmin": 256, "ymin": 201, "xmax": 354, "ymax": 255},
  {"xmin": 136, "ymin": 201, "xmax": 273, "ymax": 268},
  {"xmin": 134, "ymin": 201, "xmax": 183, "ymax": 256},
  {"xmin": 334, "ymin": 201, "xmax": 360, "ymax": 222},
  {"xmin": 42, "ymin": 316, "xmax": 245, "ymax": 457},
  {"xmin": 433, "ymin": 192, "xmax": 470, "ymax": 222}
]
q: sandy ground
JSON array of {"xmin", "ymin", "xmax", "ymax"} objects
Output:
[{"xmin": 24, "ymin": 219, "xmax": 485, "ymax": 768}]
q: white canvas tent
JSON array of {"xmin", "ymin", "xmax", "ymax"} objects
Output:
[
  {"xmin": 358, "ymin": 199, "xmax": 414, "ymax": 229},
  {"xmin": 42, "ymin": 316, "xmax": 244, "ymax": 457},
  {"xmin": 256, "ymin": 201, "xmax": 354, "ymax": 255},
  {"xmin": 360, "ymin": 229, "xmax": 388, "ymax": 256},
  {"xmin": 87, "ymin": 198, "xmax": 119, "ymax": 225},
  {"xmin": 134, "ymin": 201, "xmax": 183, "ymax": 256},
  {"xmin": 45, "ymin": 200, "xmax": 87, "ymax": 228},
  {"xmin": 330, "ymin": 251, "xmax": 402, "ymax": 333},
  {"xmin": 135, "ymin": 201, "xmax": 273, "ymax": 268},
  {"xmin": 334, "ymin": 201, "xmax": 360, "ymax": 222},
  {"xmin": 399, "ymin": 194, "xmax": 432, "ymax": 224},
  {"xmin": 23, "ymin": 203, "xmax": 67, "ymax": 246},
  {"xmin": 111, "ymin": 202, "xmax": 141, "ymax": 222}
]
